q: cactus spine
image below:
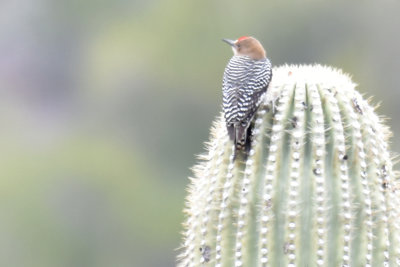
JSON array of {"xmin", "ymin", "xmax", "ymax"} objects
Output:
[{"xmin": 178, "ymin": 65, "xmax": 400, "ymax": 267}]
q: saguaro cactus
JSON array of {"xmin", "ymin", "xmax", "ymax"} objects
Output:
[{"xmin": 178, "ymin": 65, "xmax": 400, "ymax": 267}]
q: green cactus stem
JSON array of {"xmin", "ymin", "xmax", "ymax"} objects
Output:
[{"xmin": 178, "ymin": 65, "xmax": 400, "ymax": 267}]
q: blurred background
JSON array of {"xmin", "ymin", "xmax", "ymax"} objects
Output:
[{"xmin": 0, "ymin": 0, "xmax": 399, "ymax": 266}]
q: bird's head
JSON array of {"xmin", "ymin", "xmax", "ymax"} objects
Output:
[{"xmin": 222, "ymin": 36, "xmax": 266, "ymax": 60}]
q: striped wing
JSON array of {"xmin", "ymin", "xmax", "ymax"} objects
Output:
[{"xmin": 222, "ymin": 56, "xmax": 272, "ymax": 127}]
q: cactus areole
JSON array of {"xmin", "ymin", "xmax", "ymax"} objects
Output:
[{"xmin": 178, "ymin": 65, "xmax": 400, "ymax": 267}]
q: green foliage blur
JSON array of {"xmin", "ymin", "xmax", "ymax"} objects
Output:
[{"xmin": 1, "ymin": 0, "xmax": 399, "ymax": 266}]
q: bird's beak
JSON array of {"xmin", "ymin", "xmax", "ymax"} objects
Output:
[{"xmin": 222, "ymin": 39, "xmax": 236, "ymax": 47}]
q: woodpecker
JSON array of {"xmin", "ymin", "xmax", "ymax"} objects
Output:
[{"xmin": 222, "ymin": 36, "xmax": 272, "ymax": 159}]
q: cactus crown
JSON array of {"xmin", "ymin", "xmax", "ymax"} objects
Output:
[{"xmin": 178, "ymin": 65, "xmax": 400, "ymax": 267}]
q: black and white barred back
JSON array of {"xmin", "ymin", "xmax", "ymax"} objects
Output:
[{"xmin": 222, "ymin": 56, "xmax": 272, "ymax": 154}]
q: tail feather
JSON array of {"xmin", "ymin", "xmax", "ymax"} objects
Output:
[
  {"xmin": 235, "ymin": 126, "xmax": 247, "ymax": 148},
  {"xmin": 227, "ymin": 123, "xmax": 253, "ymax": 161},
  {"xmin": 227, "ymin": 125, "xmax": 235, "ymax": 142}
]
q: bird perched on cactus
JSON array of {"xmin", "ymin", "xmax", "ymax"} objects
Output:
[
  {"xmin": 222, "ymin": 36, "xmax": 272, "ymax": 159},
  {"xmin": 178, "ymin": 65, "xmax": 400, "ymax": 267}
]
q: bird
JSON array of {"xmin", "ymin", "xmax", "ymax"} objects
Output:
[{"xmin": 222, "ymin": 36, "xmax": 272, "ymax": 159}]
